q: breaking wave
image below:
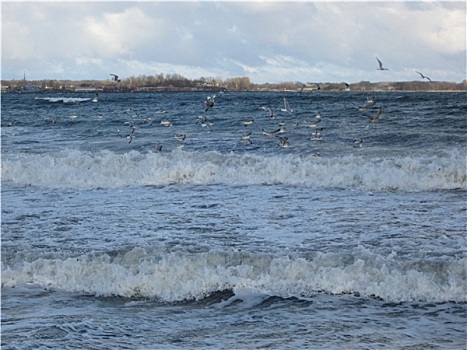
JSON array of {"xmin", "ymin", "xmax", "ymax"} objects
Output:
[
  {"xmin": 35, "ymin": 97, "xmax": 92, "ymax": 103},
  {"xmin": 2, "ymin": 247, "xmax": 465, "ymax": 303},
  {"xmin": 2, "ymin": 149, "xmax": 465, "ymax": 192}
]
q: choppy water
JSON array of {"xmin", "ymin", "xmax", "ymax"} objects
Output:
[{"xmin": 1, "ymin": 91, "xmax": 466, "ymax": 349}]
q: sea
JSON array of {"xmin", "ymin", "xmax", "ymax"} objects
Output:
[{"xmin": 1, "ymin": 90, "xmax": 466, "ymax": 349}]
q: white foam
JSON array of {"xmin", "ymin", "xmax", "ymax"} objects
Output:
[
  {"xmin": 2, "ymin": 247, "xmax": 465, "ymax": 303},
  {"xmin": 2, "ymin": 149, "xmax": 465, "ymax": 191},
  {"xmin": 35, "ymin": 97, "xmax": 92, "ymax": 103}
]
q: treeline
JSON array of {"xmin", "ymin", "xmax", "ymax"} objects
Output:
[
  {"xmin": 123, "ymin": 74, "xmax": 253, "ymax": 91},
  {"xmin": 2, "ymin": 73, "xmax": 466, "ymax": 93},
  {"xmin": 1, "ymin": 74, "xmax": 255, "ymax": 93}
]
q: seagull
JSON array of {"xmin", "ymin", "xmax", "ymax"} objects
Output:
[
  {"xmin": 128, "ymin": 125, "xmax": 137, "ymax": 143},
  {"xmin": 262, "ymin": 126, "xmax": 286, "ymax": 136},
  {"xmin": 376, "ymin": 57, "xmax": 389, "ymax": 71},
  {"xmin": 312, "ymin": 128, "xmax": 323, "ymax": 141},
  {"xmin": 110, "ymin": 74, "xmax": 121, "ymax": 82},
  {"xmin": 358, "ymin": 96, "xmax": 376, "ymax": 112},
  {"xmin": 92, "ymin": 93, "xmax": 99, "ymax": 103},
  {"xmin": 278, "ymin": 136, "xmax": 290, "ymax": 148},
  {"xmin": 259, "ymin": 106, "xmax": 274, "ymax": 119},
  {"xmin": 307, "ymin": 82, "xmax": 321, "ymax": 91},
  {"xmin": 175, "ymin": 134, "xmax": 186, "ymax": 142},
  {"xmin": 201, "ymin": 120, "xmax": 213, "ymax": 131},
  {"xmin": 242, "ymin": 119, "xmax": 254, "ymax": 127},
  {"xmin": 204, "ymin": 95, "xmax": 216, "ymax": 111},
  {"xmin": 415, "ymin": 71, "xmax": 432, "ymax": 81},
  {"xmin": 365, "ymin": 96, "xmax": 375, "ymax": 106},
  {"xmin": 142, "ymin": 118, "xmax": 153, "ymax": 126},
  {"xmin": 240, "ymin": 132, "xmax": 253, "ymax": 144},
  {"xmin": 304, "ymin": 112, "xmax": 321, "ymax": 127},
  {"xmin": 160, "ymin": 120, "xmax": 173, "ymax": 127},
  {"xmin": 353, "ymin": 138, "xmax": 363, "ymax": 148},
  {"xmin": 367, "ymin": 106, "xmax": 383, "ymax": 123},
  {"xmin": 197, "ymin": 115, "xmax": 213, "ymax": 131},
  {"xmin": 156, "ymin": 144, "xmax": 163, "ymax": 152},
  {"xmin": 281, "ymin": 97, "xmax": 293, "ymax": 114}
]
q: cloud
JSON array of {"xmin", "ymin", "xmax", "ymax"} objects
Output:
[
  {"xmin": 2, "ymin": 1, "xmax": 465, "ymax": 83},
  {"xmin": 82, "ymin": 7, "xmax": 159, "ymax": 57},
  {"xmin": 2, "ymin": 21, "xmax": 36, "ymax": 60},
  {"xmin": 411, "ymin": 3, "xmax": 466, "ymax": 55}
]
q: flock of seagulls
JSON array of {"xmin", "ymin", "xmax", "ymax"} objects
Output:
[
  {"xmin": 118, "ymin": 90, "xmax": 385, "ymax": 151},
  {"xmin": 41, "ymin": 58, "xmax": 430, "ymax": 152},
  {"xmin": 38, "ymin": 88, "xmax": 386, "ymax": 152}
]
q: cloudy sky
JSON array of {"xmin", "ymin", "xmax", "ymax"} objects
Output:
[{"xmin": 2, "ymin": 1, "xmax": 466, "ymax": 84}]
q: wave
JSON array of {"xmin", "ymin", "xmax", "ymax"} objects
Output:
[
  {"xmin": 2, "ymin": 247, "xmax": 465, "ymax": 303},
  {"xmin": 2, "ymin": 149, "xmax": 465, "ymax": 192},
  {"xmin": 35, "ymin": 97, "xmax": 92, "ymax": 103}
]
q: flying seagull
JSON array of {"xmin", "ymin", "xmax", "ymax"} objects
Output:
[
  {"xmin": 278, "ymin": 136, "xmax": 290, "ymax": 148},
  {"xmin": 240, "ymin": 132, "xmax": 253, "ymax": 144},
  {"xmin": 175, "ymin": 134, "xmax": 186, "ymax": 142},
  {"xmin": 160, "ymin": 120, "xmax": 173, "ymax": 127},
  {"xmin": 376, "ymin": 57, "xmax": 389, "ymax": 71},
  {"xmin": 110, "ymin": 74, "xmax": 121, "ymax": 82},
  {"xmin": 353, "ymin": 138, "xmax": 363, "ymax": 148},
  {"xmin": 415, "ymin": 71, "xmax": 432, "ymax": 81},
  {"xmin": 259, "ymin": 106, "xmax": 275, "ymax": 119},
  {"xmin": 307, "ymin": 82, "xmax": 321, "ymax": 91},
  {"xmin": 128, "ymin": 125, "xmax": 137, "ymax": 143},
  {"xmin": 281, "ymin": 97, "xmax": 293, "ymax": 114},
  {"xmin": 366, "ymin": 106, "xmax": 383, "ymax": 123},
  {"xmin": 204, "ymin": 95, "xmax": 216, "ymax": 111},
  {"xmin": 262, "ymin": 126, "xmax": 286, "ymax": 136}
]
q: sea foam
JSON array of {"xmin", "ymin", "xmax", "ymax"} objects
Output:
[
  {"xmin": 2, "ymin": 247, "xmax": 465, "ymax": 303},
  {"xmin": 2, "ymin": 148, "xmax": 465, "ymax": 191},
  {"xmin": 35, "ymin": 97, "xmax": 92, "ymax": 103}
]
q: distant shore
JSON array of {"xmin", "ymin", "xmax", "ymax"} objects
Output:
[{"xmin": 2, "ymin": 77, "xmax": 466, "ymax": 94}]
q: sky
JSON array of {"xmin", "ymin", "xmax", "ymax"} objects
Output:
[{"xmin": 2, "ymin": 1, "xmax": 466, "ymax": 84}]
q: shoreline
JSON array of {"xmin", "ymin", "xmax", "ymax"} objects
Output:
[
  {"xmin": 2, "ymin": 88, "xmax": 466, "ymax": 94},
  {"xmin": 2, "ymin": 78, "xmax": 466, "ymax": 94}
]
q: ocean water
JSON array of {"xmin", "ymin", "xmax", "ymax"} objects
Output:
[{"xmin": 1, "ymin": 91, "xmax": 466, "ymax": 349}]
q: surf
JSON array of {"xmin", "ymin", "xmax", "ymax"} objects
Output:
[
  {"xmin": 2, "ymin": 148, "xmax": 465, "ymax": 192},
  {"xmin": 2, "ymin": 247, "xmax": 465, "ymax": 303},
  {"xmin": 35, "ymin": 97, "xmax": 93, "ymax": 104}
]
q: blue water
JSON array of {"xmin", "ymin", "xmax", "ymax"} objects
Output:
[{"xmin": 2, "ymin": 91, "xmax": 466, "ymax": 349}]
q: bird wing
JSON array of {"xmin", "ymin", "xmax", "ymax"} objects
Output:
[{"xmin": 376, "ymin": 57, "xmax": 383, "ymax": 69}]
